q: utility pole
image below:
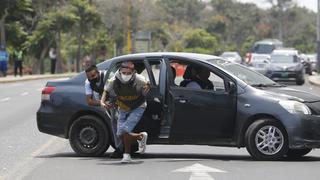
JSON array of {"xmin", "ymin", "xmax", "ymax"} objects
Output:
[
  {"xmin": 127, "ymin": 0, "xmax": 133, "ymax": 54},
  {"xmin": 317, "ymin": 0, "xmax": 320, "ymax": 72}
]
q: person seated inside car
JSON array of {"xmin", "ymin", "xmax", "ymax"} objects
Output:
[
  {"xmin": 179, "ymin": 65, "xmax": 195, "ymax": 87},
  {"xmin": 180, "ymin": 65, "xmax": 214, "ymax": 90}
]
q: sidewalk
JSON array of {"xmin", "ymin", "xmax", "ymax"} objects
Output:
[
  {"xmin": 308, "ymin": 74, "xmax": 320, "ymax": 86},
  {"xmin": 0, "ymin": 73, "xmax": 77, "ymax": 83}
]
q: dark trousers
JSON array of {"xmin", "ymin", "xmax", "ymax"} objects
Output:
[
  {"xmin": 14, "ymin": 61, "xmax": 23, "ymax": 76},
  {"xmin": 51, "ymin": 59, "xmax": 56, "ymax": 74},
  {"xmin": 0, "ymin": 61, "xmax": 7, "ymax": 77}
]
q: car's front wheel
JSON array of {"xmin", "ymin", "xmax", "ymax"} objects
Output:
[
  {"xmin": 296, "ymin": 78, "xmax": 305, "ymax": 85},
  {"xmin": 69, "ymin": 115, "xmax": 110, "ymax": 156},
  {"xmin": 245, "ymin": 119, "xmax": 289, "ymax": 160},
  {"xmin": 286, "ymin": 148, "xmax": 312, "ymax": 159}
]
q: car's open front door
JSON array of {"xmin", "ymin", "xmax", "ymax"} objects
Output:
[{"xmin": 133, "ymin": 58, "xmax": 168, "ymax": 140}]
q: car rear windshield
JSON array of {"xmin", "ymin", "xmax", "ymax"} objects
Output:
[
  {"xmin": 253, "ymin": 44, "xmax": 275, "ymax": 54},
  {"xmin": 207, "ymin": 59, "xmax": 275, "ymax": 86}
]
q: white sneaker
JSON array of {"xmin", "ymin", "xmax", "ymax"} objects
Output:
[
  {"xmin": 121, "ymin": 153, "xmax": 132, "ymax": 163},
  {"xmin": 138, "ymin": 132, "xmax": 148, "ymax": 154}
]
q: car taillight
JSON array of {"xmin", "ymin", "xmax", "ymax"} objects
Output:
[{"xmin": 41, "ymin": 86, "xmax": 56, "ymax": 101}]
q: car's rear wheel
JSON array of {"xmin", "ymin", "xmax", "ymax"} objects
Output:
[
  {"xmin": 285, "ymin": 148, "xmax": 312, "ymax": 159},
  {"xmin": 245, "ymin": 119, "xmax": 289, "ymax": 160},
  {"xmin": 69, "ymin": 115, "xmax": 110, "ymax": 156}
]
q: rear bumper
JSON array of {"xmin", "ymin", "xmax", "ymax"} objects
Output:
[{"xmin": 37, "ymin": 103, "xmax": 71, "ymax": 138}]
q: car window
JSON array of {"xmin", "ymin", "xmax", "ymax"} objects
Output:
[
  {"xmin": 169, "ymin": 60, "xmax": 226, "ymax": 92},
  {"xmin": 106, "ymin": 60, "xmax": 151, "ymax": 83},
  {"xmin": 253, "ymin": 44, "xmax": 275, "ymax": 54},
  {"xmin": 147, "ymin": 60, "xmax": 161, "ymax": 86},
  {"xmin": 208, "ymin": 72, "xmax": 225, "ymax": 92},
  {"xmin": 208, "ymin": 59, "xmax": 275, "ymax": 86}
]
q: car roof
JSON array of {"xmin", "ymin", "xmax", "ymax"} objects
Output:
[
  {"xmin": 221, "ymin": 51, "xmax": 238, "ymax": 54},
  {"xmin": 110, "ymin": 52, "xmax": 220, "ymax": 62},
  {"xmin": 255, "ymin": 39, "xmax": 283, "ymax": 45}
]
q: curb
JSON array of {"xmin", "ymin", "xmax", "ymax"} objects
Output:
[
  {"xmin": 308, "ymin": 75, "xmax": 320, "ymax": 86},
  {"xmin": 0, "ymin": 73, "xmax": 77, "ymax": 83}
]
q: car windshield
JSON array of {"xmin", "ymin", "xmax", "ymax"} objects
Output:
[
  {"xmin": 253, "ymin": 44, "xmax": 275, "ymax": 54},
  {"xmin": 207, "ymin": 59, "xmax": 277, "ymax": 86},
  {"xmin": 271, "ymin": 54, "xmax": 297, "ymax": 63}
]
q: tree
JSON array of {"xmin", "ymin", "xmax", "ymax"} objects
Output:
[
  {"xmin": 265, "ymin": 0, "xmax": 295, "ymax": 40},
  {"xmin": 71, "ymin": 0, "xmax": 100, "ymax": 72},
  {"xmin": 157, "ymin": 0, "xmax": 205, "ymax": 25},
  {"xmin": 0, "ymin": 0, "xmax": 32, "ymax": 47},
  {"xmin": 183, "ymin": 29, "xmax": 220, "ymax": 54}
]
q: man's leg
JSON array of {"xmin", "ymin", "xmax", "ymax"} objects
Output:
[
  {"xmin": 19, "ymin": 61, "xmax": 23, "ymax": 76},
  {"xmin": 121, "ymin": 107, "xmax": 146, "ymax": 154},
  {"xmin": 14, "ymin": 61, "xmax": 18, "ymax": 76},
  {"xmin": 3, "ymin": 61, "xmax": 7, "ymax": 77}
]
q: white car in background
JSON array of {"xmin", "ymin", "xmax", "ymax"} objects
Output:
[
  {"xmin": 247, "ymin": 54, "xmax": 271, "ymax": 75},
  {"xmin": 220, "ymin": 51, "xmax": 243, "ymax": 64}
]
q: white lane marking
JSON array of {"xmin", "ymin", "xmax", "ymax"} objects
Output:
[
  {"xmin": 31, "ymin": 137, "xmax": 58, "ymax": 157},
  {"xmin": 20, "ymin": 92, "xmax": 29, "ymax": 96},
  {"xmin": 36, "ymin": 88, "xmax": 43, "ymax": 91},
  {"xmin": 2, "ymin": 137, "xmax": 60, "ymax": 180},
  {"xmin": 173, "ymin": 163, "xmax": 226, "ymax": 180},
  {"xmin": 1, "ymin": 97, "xmax": 11, "ymax": 102}
]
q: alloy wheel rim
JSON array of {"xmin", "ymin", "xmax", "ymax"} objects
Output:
[{"xmin": 255, "ymin": 125, "xmax": 284, "ymax": 155}]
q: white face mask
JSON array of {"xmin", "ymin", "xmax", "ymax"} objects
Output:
[{"xmin": 121, "ymin": 74, "xmax": 132, "ymax": 82}]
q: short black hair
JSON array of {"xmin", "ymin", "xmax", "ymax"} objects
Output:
[{"xmin": 85, "ymin": 64, "xmax": 98, "ymax": 73}]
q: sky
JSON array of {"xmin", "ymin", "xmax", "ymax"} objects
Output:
[{"xmin": 237, "ymin": 0, "xmax": 317, "ymax": 12}]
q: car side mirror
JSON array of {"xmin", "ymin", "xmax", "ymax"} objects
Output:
[{"xmin": 227, "ymin": 81, "xmax": 236, "ymax": 94}]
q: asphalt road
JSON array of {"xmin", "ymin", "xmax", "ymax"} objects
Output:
[{"xmin": 1, "ymin": 76, "xmax": 320, "ymax": 180}]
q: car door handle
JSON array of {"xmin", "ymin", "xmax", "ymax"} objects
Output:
[
  {"xmin": 179, "ymin": 99, "xmax": 187, "ymax": 103},
  {"xmin": 153, "ymin": 97, "xmax": 160, "ymax": 103}
]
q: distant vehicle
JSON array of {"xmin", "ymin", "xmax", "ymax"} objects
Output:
[
  {"xmin": 220, "ymin": 51, "xmax": 242, "ymax": 64},
  {"xmin": 247, "ymin": 54, "xmax": 270, "ymax": 75},
  {"xmin": 246, "ymin": 39, "xmax": 283, "ymax": 63},
  {"xmin": 306, "ymin": 54, "xmax": 318, "ymax": 72},
  {"xmin": 37, "ymin": 52, "xmax": 320, "ymax": 160},
  {"xmin": 300, "ymin": 54, "xmax": 312, "ymax": 75},
  {"xmin": 266, "ymin": 48, "xmax": 305, "ymax": 85}
]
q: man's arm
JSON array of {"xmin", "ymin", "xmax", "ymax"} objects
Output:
[
  {"xmin": 85, "ymin": 80, "xmax": 100, "ymax": 106},
  {"xmin": 86, "ymin": 95, "xmax": 101, "ymax": 106}
]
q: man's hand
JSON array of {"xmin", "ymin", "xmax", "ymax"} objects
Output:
[
  {"xmin": 142, "ymin": 83, "xmax": 150, "ymax": 95},
  {"xmin": 101, "ymin": 101, "xmax": 113, "ymax": 109}
]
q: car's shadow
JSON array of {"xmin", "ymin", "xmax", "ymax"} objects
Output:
[{"xmin": 35, "ymin": 152, "xmax": 320, "ymax": 162}]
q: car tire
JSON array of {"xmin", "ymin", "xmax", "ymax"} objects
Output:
[
  {"xmin": 296, "ymin": 78, "xmax": 305, "ymax": 85},
  {"xmin": 69, "ymin": 115, "xmax": 110, "ymax": 156},
  {"xmin": 285, "ymin": 148, "xmax": 312, "ymax": 159},
  {"xmin": 245, "ymin": 119, "xmax": 289, "ymax": 160}
]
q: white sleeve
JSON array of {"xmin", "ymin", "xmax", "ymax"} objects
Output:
[{"xmin": 85, "ymin": 79, "xmax": 93, "ymax": 95}]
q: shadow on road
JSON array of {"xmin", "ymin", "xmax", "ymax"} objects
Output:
[{"xmin": 35, "ymin": 152, "xmax": 320, "ymax": 163}]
